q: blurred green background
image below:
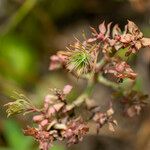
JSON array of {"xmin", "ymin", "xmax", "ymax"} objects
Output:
[{"xmin": 0, "ymin": 0, "xmax": 150, "ymax": 150}]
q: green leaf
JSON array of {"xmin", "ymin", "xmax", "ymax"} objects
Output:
[
  {"xmin": 133, "ymin": 77, "xmax": 143, "ymax": 92},
  {"xmin": 0, "ymin": 34, "xmax": 38, "ymax": 86},
  {"xmin": 0, "ymin": 148, "xmax": 11, "ymax": 150},
  {"xmin": 115, "ymin": 48, "xmax": 135, "ymax": 61},
  {"xmin": 3, "ymin": 120, "xmax": 33, "ymax": 150}
]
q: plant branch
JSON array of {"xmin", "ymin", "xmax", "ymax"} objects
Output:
[
  {"xmin": 98, "ymin": 75, "xmax": 120, "ymax": 90},
  {"xmin": 66, "ymin": 74, "xmax": 95, "ymax": 111},
  {"xmin": 97, "ymin": 58, "xmax": 107, "ymax": 71}
]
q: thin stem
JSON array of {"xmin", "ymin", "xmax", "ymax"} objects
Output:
[
  {"xmin": 98, "ymin": 75, "xmax": 120, "ymax": 90},
  {"xmin": 65, "ymin": 95, "xmax": 89, "ymax": 112},
  {"xmin": 97, "ymin": 58, "xmax": 107, "ymax": 71},
  {"xmin": 0, "ymin": 0, "xmax": 37, "ymax": 35},
  {"xmin": 66, "ymin": 74, "xmax": 95, "ymax": 111}
]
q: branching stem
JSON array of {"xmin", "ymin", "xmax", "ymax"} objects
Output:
[
  {"xmin": 98, "ymin": 75, "xmax": 120, "ymax": 90},
  {"xmin": 66, "ymin": 73, "xmax": 95, "ymax": 111}
]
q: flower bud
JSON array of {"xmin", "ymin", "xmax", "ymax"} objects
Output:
[
  {"xmin": 54, "ymin": 123, "xmax": 67, "ymax": 130},
  {"xmin": 33, "ymin": 115, "xmax": 44, "ymax": 122},
  {"xmin": 47, "ymin": 106, "xmax": 56, "ymax": 117},
  {"xmin": 44, "ymin": 94, "xmax": 57, "ymax": 104},
  {"xmin": 44, "ymin": 103, "xmax": 49, "ymax": 111},
  {"xmin": 63, "ymin": 85, "xmax": 72, "ymax": 95},
  {"xmin": 40, "ymin": 119, "xmax": 49, "ymax": 127},
  {"xmin": 107, "ymin": 108, "xmax": 114, "ymax": 116}
]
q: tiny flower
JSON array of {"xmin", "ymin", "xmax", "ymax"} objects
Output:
[
  {"xmin": 49, "ymin": 53, "xmax": 67, "ymax": 70},
  {"xmin": 141, "ymin": 37, "xmax": 150, "ymax": 46},
  {"xmin": 127, "ymin": 20, "xmax": 143, "ymax": 38},
  {"xmin": 121, "ymin": 91, "xmax": 148, "ymax": 117},
  {"xmin": 106, "ymin": 107, "xmax": 114, "ymax": 116},
  {"xmin": 99, "ymin": 21, "xmax": 107, "ymax": 35},
  {"xmin": 112, "ymin": 24, "xmax": 122, "ymax": 39},
  {"xmin": 53, "ymin": 102, "xmax": 64, "ymax": 112},
  {"xmin": 89, "ymin": 22, "xmax": 112, "ymax": 42},
  {"xmin": 33, "ymin": 115, "xmax": 44, "ymax": 123},
  {"xmin": 47, "ymin": 106, "xmax": 56, "ymax": 117},
  {"xmin": 63, "ymin": 85, "xmax": 72, "ymax": 95},
  {"xmin": 40, "ymin": 119, "xmax": 49, "ymax": 127},
  {"xmin": 44, "ymin": 94, "xmax": 57, "ymax": 104},
  {"xmin": 23, "ymin": 126, "xmax": 38, "ymax": 137}
]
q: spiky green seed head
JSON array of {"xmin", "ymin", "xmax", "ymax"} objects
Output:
[{"xmin": 67, "ymin": 51, "xmax": 91, "ymax": 76}]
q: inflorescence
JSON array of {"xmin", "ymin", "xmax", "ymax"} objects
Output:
[{"xmin": 4, "ymin": 20, "xmax": 150, "ymax": 150}]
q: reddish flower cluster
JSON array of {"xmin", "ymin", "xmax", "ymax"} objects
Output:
[
  {"xmin": 104, "ymin": 57, "xmax": 137, "ymax": 80},
  {"xmin": 61, "ymin": 117, "xmax": 89, "ymax": 146},
  {"xmin": 121, "ymin": 91, "xmax": 148, "ymax": 117},
  {"xmin": 49, "ymin": 20, "xmax": 150, "ymax": 81},
  {"xmin": 92, "ymin": 105, "xmax": 117, "ymax": 133},
  {"xmin": 23, "ymin": 85, "xmax": 89, "ymax": 150},
  {"xmin": 88, "ymin": 20, "xmax": 150, "ymax": 56},
  {"xmin": 49, "ymin": 54, "xmax": 67, "ymax": 70},
  {"xmin": 24, "ymin": 126, "xmax": 53, "ymax": 150}
]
